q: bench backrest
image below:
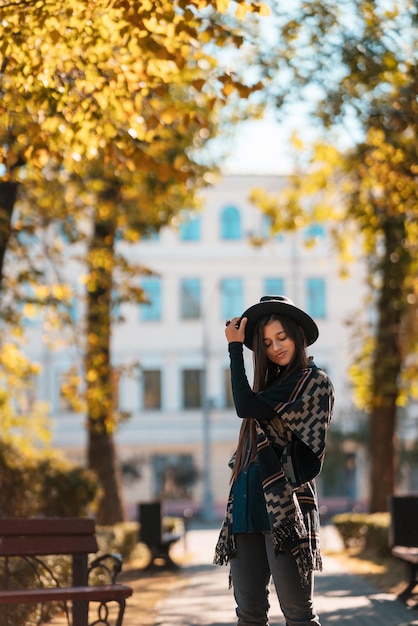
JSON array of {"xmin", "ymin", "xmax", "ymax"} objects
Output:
[
  {"xmin": 138, "ymin": 502, "xmax": 162, "ymax": 546},
  {"xmin": 389, "ymin": 495, "xmax": 418, "ymax": 548},
  {"xmin": 0, "ymin": 518, "xmax": 98, "ymax": 557}
]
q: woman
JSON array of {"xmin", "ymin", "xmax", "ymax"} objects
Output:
[{"xmin": 214, "ymin": 295, "xmax": 334, "ymax": 626}]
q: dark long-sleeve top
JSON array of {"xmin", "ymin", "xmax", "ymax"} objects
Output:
[
  {"xmin": 228, "ymin": 341, "xmax": 331, "ymax": 533},
  {"xmin": 229, "ymin": 342, "xmax": 279, "ymax": 419},
  {"xmin": 229, "ymin": 342, "xmax": 275, "ymax": 532}
]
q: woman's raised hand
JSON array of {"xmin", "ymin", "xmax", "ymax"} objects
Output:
[{"xmin": 225, "ymin": 316, "xmax": 247, "ymax": 343}]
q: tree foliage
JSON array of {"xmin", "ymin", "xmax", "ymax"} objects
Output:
[
  {"xmin": 1, "ymin": 0, "xmax": 268, "ymax": 315},
  {"xmin": 0, "ymin": 339, "xmax": 51, "ymax": 452},
  {"xmin": 250, "ymin": 0, "xmax": 417, "ymax": 511},
  {"xmin": 0, "ymin": 0, "xmax": 265, "ymax": 186},
  {"xmin": 0, "ymin": 0, "xmax": 269, "ymax": 522}
]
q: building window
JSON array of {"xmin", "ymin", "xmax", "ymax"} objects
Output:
[
  {"xmin": 142, "ymin": 369, "xmax": 162, "ymax": 410},
  {"xmin": 221, "ymin": 278, "xmax": 243, "ymax": 320},
  {"xmin": 182, "ymin": 369, "xmax": 203, "ymax": 409},
  {"xmin": 140, "ymin": 277, "xmax": 161, "ymax": 321},
  {"xmin": 264, "ymin": 278, "xmax": 284, "ymax": 297},
  {"xmin": 220, "ymin": 206, "xmax": 241, "ymax": 240},
  {"xmin": 223, "ymin": 368, "xmax": 234, "ymax": 408},
  {"xmin": 180, "ymin": 278, "xmax": 201, "ymax": 319},
  {"xmin": 306, "ymin": 277, "xmax": 326, "ymax": 319},
  {"xmin": 179, "ymin": 212, "xmax": 201, "ymax": 241},
  {"xmin": 305, "ymin": 223, "xmax": 326, "ymax": 241}
]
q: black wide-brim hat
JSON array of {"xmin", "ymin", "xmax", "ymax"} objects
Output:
[{"xmin": 241, "ymin": 295, "xmax": 319, "ymax": 350}]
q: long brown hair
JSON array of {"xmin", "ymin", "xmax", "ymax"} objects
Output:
[{"xmin": 231, "ymin": 314, "xmax": 309, "ymax": 482}]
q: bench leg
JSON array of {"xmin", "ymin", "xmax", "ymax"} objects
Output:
[
  {"xmin": 73, "ymin": 598, "xmax": 89, "ymax": 626},
  {"xmin": 88, "ymin": 599, "xmax": 126, "ymax": 626},
  {"xmin": 144, "ymin": 543, "xmax": 180, "ymax": 572},
  {"xmin": 73, "ymin": 553, "xmax": 89, "ymax": 626},
  {"xmin": 144, "ymin": 554, "xmax": 180, "ymax": 571},
  {"xmin": 397, "ymin": 562, "xmax": 418, "ymax": 603},
  {"xmin": 0, "ymin": 606, "xmax": 8, "ymax": 626},
  {"xmin": 114, "ymin": 599, "xmax": 126, "ymax": 626}
]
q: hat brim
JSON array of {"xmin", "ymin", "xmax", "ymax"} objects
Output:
[{"xmin": 241, "ymin": 301, "xmax": 319, "ymax": 349}]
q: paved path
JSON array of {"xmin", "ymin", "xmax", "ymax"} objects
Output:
[{"xmin": 152, "ymin": 525, "xmax": 418, "ymax": 626}]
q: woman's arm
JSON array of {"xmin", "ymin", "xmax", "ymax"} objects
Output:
[{"xmin": 228, "ymin": 342, "xmax": 278, "ymax": 419}]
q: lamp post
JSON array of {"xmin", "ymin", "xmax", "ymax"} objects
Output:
[{"xmin": 200, "ymin": 322, "xmax": 214, "ymax": 522}]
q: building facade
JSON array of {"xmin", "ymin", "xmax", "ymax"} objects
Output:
[{"xmin": 24, "ymin": 174, "xmax": 369, "ymax": 520}]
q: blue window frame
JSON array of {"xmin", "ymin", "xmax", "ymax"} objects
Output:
[
  {"xmin": 306, "ymin": 278, "xmax": 326, "ymax": 319},
  {"xmin": 140, "ymin": 277, "xmax": 161, "ymax": 321},
  {"xmin": 264, "ymin": 278, "xmax": 284, "ymax": 297},
  {"xmin": 220, "ymin": 206, "xmax": 241, "ymax": 240},
  {"xmin": 180, "ymin": 278, "xmax": 201, "ymax": 319},
  {"xmin": 221, "ymin": 278, "xmax": 243, "ymax": 319},
  {"xmin": 305, "ymin": 223, "xmax": 326, "ymax": 240},
  {"xmin": 179, "ymin": 213, "xmax": 201, "ymax": 241}
]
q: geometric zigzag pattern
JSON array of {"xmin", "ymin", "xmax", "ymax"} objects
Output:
[
  {"xmin": 254, "ymin": 365, "xmax": 334, "ymax": 586},
  {"xmin": 267, "ymin": 368, "xmax": 334, "ymax": 456}
]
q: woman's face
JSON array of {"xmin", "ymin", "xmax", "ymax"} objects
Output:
[{"xmin": 263, "ymin": 319, "xmax": 296, "ymax": 367}]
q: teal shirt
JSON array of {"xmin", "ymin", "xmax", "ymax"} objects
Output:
[{"xmin": 232, "ymin": 457, "xmax": 270, "ymax": 533}]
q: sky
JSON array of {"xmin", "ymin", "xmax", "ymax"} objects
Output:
[
  {"xmin": 222, "ymin": 115, "xmax": 293, "ymax": 175},
  {"xmin": 221, "ymin": 102, "xmax": 361, "ymax": 177},
  {"xmin": 221, "ymin": 108, "xmax": 319, "ymax": 176}
]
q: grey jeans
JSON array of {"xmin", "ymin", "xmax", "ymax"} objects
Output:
[{"xmin": 229, "ymin": 532, "xmax": 321, "ymax": 626}]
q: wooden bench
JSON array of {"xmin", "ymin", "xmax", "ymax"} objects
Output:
[
  {"xmin": 138, "ymin": 502, "xmax": 182, "ymax": 571},
  {"xmin": 389, "ymin": 495, "xmax": 418, "ymax": 605},
  {"xmin": 0, "ymin": 517, "xmax": 133, "ymax": 626}
]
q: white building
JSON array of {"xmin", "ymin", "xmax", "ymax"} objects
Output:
[{"xmin": 24, "ymin": 174, "xmax": 369, "ymax": 520}]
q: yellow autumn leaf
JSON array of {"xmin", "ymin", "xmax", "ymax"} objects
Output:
[
  {"xmin": 199, "ymin": 30, "xmax": 212, "ymax": 44},
  {"xmin": 147, "ymin": 58, "xmax": 178, "ymax": 80},
  {"xmin": 22, "ymin": 303, "xmax": 38, "ymax": 319},
  {"xmin": 216, "ymin": 0, "xmax": 230, "ymax": 13},
  {"xmin": 160, "ymin": 106, "xmax": 178, "ymax": 124},
  {"xmin": 95, "ymin": 92, "xmax": 109, "ymax": 110},
  {"xmin": 222, "ymin": 82, "xmax": 235, "ymax": 97},
  {"xmin": 235, "ymin": 3, "xmax": 249, "ymax": 19},
  {"xmin": 86, "ymin": 369, "xmax": 98, "ymax": 382},
  {"xmin": 258, "ymin": 3, "xmax": 270, "ymax": 16},
  {"xmin": 32, "ymin": 149, "xmax": 50, "ymax": 169},
  {"xmin": 52, "ymin": 284, "xmax": 71, "ymax": 300}
]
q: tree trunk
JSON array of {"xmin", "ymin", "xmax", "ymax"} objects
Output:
[
  {"xmin": 369, "ymin": 405, "xmax": 397, "ymax": 512},
  {"xmin": 0, "ymin": 181, "xmax": 18, "ymax": 286},
  {"xmin": 88, "ymin": 429, "xmax": 125, "ymax": 524},
  {"xmin": 369, "ymin": 214, "xmax": 409, "ymax": 512},
  {"xmin": 86, "ymin": 212, "xmax": 125, "ymax": 524}
]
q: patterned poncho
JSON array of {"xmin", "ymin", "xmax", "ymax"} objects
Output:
[{"xmin": 214, "ymin": 362, "xmax": 334, "ymax": 587}]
